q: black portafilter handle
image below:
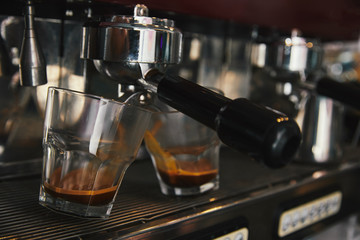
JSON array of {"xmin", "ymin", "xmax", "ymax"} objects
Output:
[
  {"xmin": 316, "ymin": 77, "xmax": 360, "ymax": 109},
  {"xmin": 145, "ymin": 71, "xmax": 302, "ymax": 168}
]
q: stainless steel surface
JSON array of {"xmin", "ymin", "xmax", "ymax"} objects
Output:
[
  {"xmin": 0, "ymin": 15, "xmax": 85, "ymax": 177},
  {"xmin": 0, "ymin": 35, "xmax": 14, "ymax": 78},
  {"xmin": 19, "ymin": 0, "xmax": 47, "ymax": 86},
  {"xmin": 250, "ymin": 29, "xmax": 350, "ymax": 164},
  {"xmin": 34, "ymin": 18, "xmax": 85, "ymax": 116},
  {"xmin": 251, "ymin": 29, "xmax": 323, "ymax": 73},
  {"xmin": 0, "ymin": 14, "xmax": 43, "ymax": 172},
  {"xmin": 221, "ymin": 37, "xmax": 252, "ymax": 99},
  {"xmin": 196, "ymin": 34, "xmax": 224, "ymax": 89},
  {"xmin": 273, "ymin": 31, "xmax": 322, "ymax": 73},
  {"xmin": 296, "ymin": 93, "xmax": 344, "ymax": 163},
  {"xmin": 250, "ymin": 42, "xmax": 270, "ymax": 68},
  {"xmin": 304, "ymin": 215, "xmax": 360, "ymax": 240}
]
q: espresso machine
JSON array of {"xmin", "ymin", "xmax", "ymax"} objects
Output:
[
  {"xmin": 250, "ymin": 29, "xmax": 360, "ymax": 164},
  {"xmin": 1, "ymin": 1, "xmax": 360, "ymax": 239}
]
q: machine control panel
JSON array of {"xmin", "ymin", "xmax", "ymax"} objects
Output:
[
  {"xmin": 278, "ymin": 191, "xmax": 342, "ymax": 237},
  {"xmin": 214, "ymin": 227, "xmax": 249, "ymax": 240}
]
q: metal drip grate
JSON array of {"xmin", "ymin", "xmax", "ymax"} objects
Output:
[
  {"xmin": 0, "ymin": 178, "xmax": 225, "ymax": 239},
  {"xmin": 0, "ymin": 149, "xmax": 324, "ymax": 239}
]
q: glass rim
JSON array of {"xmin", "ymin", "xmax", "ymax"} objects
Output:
[
  {"xmin": 151, "ymin": 106, "xmax": 179, "ymax": 115},
  {"xmin": 47, "ymin": 87, "xmax": 153, "ymax": 113}
]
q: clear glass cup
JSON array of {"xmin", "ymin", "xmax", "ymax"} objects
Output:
[
  {"xmin": 39, "ymin": 87, "xmax": 152, "ymax": 218},
  {"xmin": 144, "ymin": 103, "xmax": 221, "ymax": 196}
]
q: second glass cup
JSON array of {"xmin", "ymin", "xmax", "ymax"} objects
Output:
[
  {"xmin": 39, "ymin": 87, "xmax": 152, "ymax": 218},
  {"xmin": 144, "ymin": 103, "xmax": 221, "ymax": 196}
]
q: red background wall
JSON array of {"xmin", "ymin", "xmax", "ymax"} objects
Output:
[{"xmin": 98, "ymin": 0, "xmax": 360, "ymax": 40}]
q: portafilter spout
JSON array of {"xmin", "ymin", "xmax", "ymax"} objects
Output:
[{"xmin": 81, "ymin": 4, "xmax": 301, "ymax": 168}]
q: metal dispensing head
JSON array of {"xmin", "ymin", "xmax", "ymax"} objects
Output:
[
  {"xmin": 251, "ymin": 29, "xmax": 323, "ymax": 74},
  {"xmin": 272, "ymin": 29, "xmax": 323, "ymax": 73},
  {"xmin": 81, "ymin": 4, "xmax": 182, "ymax": 85},
  {"xmin": 251, "ymin": 28, "xmax": 360, "ymax": 165},
  {"xmin": 81, "ymin": 4, "xmax": 302, "ymax": 168},
  {"xmin": 251, "ymin": 28, "xmax": 360, "ymax": 109},
  {"xmin": 19, "ymin": 0, "xmax": 47, "ymax": 86}
]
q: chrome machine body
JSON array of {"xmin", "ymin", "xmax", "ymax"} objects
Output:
[
  {"xmin": 0, "ymin": 1, "xmax": 360, "ymax": 240},
  {"xmin": 251, "ymin": 29, "xmax": 359, "ymax": 164}
]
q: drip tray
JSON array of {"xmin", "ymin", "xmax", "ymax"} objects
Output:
[{"xmin": 0, "ymin": 147, "xmax": 358, "ymax": 239}]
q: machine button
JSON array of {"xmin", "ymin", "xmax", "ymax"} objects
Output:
[
  {"xmin": 309, "ymin": 204, "xmax": 319, "ymax": 220},
  {"xmin": 324, "ymin": 200, "xmax": 330, "ymax": 213},
  {"xmin": 282, "ymin": 214, "xmax": 291, "ymax": 232},
  {"xmin": 331, "ymin": 196, "xmax": 340, "ymax": 209},
  {"xmin": 234, "ymin": 233, "xmax": 244, "ymax": 240},
  {"xmin": 300, "ymin": 207, "xmax": 309, "ymax": 223},
  {"xmin": 214, "ymin": 227, "xmax": 248, "ymax": 240},
  {"xmin": 292, "ymin": 211, "xmax": 300, "ymax": 227},
  {"xmin": 319, "ymin": 201, "xmax": 326, "ymax": 217}
]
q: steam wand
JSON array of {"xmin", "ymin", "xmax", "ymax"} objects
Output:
[{"xmin": 19, "ymin": 0, "xmax": 47, "ymax": 86}]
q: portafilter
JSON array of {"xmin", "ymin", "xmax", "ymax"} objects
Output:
[
  {"xmin": 81, "ymin": 4, "xmax": 301, "ymax": 168},
  {"xmin": 251, "ymin": 29, "xmax": 360, "ymax": 109}
]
